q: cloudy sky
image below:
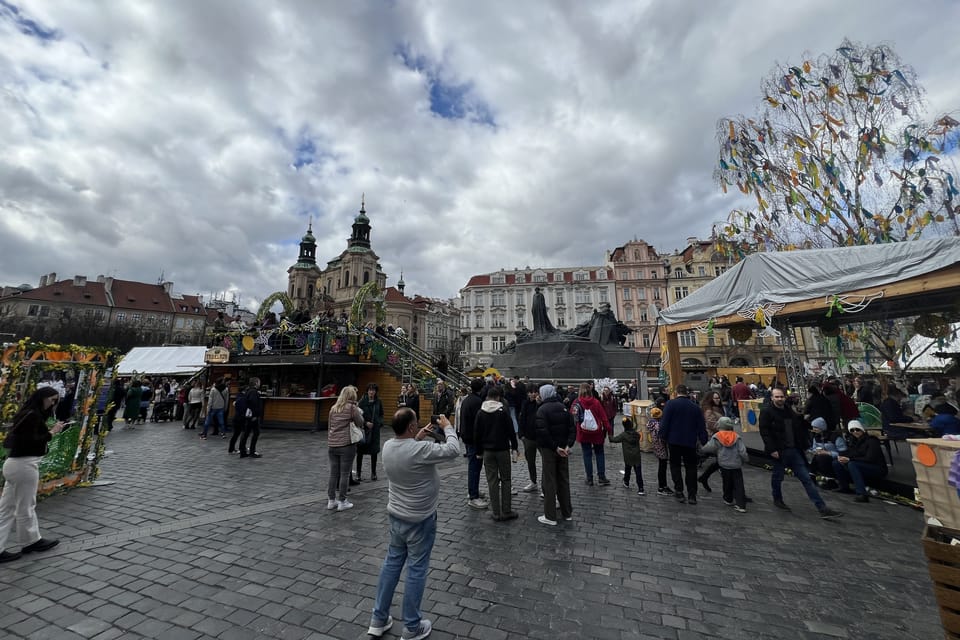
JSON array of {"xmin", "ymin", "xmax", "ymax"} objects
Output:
[{"xmin": 2, "ymin": 1, "xmax": 958, "ymax": 309}]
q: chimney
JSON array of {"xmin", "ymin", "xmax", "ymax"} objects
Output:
[
  {"xmin": 686, "ymin": 237, "xmax": 698, "ymax": 247},
  {"xmin": 104, "ymin": 277, "xmax": 113, "ymax": 294},
  {"xmin": 48, "ymin": 272, "xmax": 56, "ymax": 285},
  {"xmin": 74, "ymin": 275, "xmax": 86, "ymax": 287},
  {"xmin": 96, "ymin": 275, "xmax": 105, "ymax": 283},
  {"xmin": 39, "ymin": 275, "xmax": 47, "ymax": 287},
  {"xmin": 162, "ymin": 281, "xmax": 173, "ymax": 295}
]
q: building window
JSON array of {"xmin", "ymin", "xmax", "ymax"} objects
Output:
[
  {"xmin": 492, "ymin": 312, "xmax": 506, "ymax": 328},
  {"xmin": 474, "ymin": 293, "xmax": 484, "ymax": 306},
  {"xmin": 516, "ymin": 313, "xmax": 526, "ymax": 328},
  {"xmin": 575, "ymin": 289, "xmax": 591, "ymax": 304},
  {"xmin": 39, "ymin": 306, "xmax": 50, "ymax": 317},
  {"xmin": 61, "ymin": 308, "xmax": 72, "ymax": 319},
  {"xmin": 651, "ymin": 270, "xmax": 658, "ymax": 279},
  {"xmin": 653, "ymin": 289, "xmax": 662, "ymax": 300},
  {"xmin": 574, "ymin": 271, "xmax": 588, "ymax": 281},
  {"xmin": 492, "ymin": 274, "xmax": 506, "ymax": 285},
  {"xmin": 642, "ymin": 333, "xmax": 651, "ymax": 348},
  {"xmin": 491, "ymin": 291, "xmax": 505, "ymax": 306},
  {"xmin": 96, "ymin": 309, "xmax": 105, "ymax": 321},
  {"xmin": 555, "ymin": 291, "xmax": 564, "ymax": 305},
  {"xmin": 27, "ymin": 305, "xmax": 39, "ymax": 316},
  {"xmin": 515, "ymin": 292, "xmax": 524, "ymax": 306},
  {"xmin": 674, "ymin": 286, "xmax": 689, "ymax": 301},
  {"xmin": 635, "ymin": 270, "xmax": 644, "ymax": 279},
  {"xmin": 674, "ymin": 269, "xmax": 685, "ymax": 279},
  {"xmin": 622, "ymin": 288, "xmax": 631, "ymax": 301},
  {"xmin": 492, "ymin": 336, "xmax": 506, "ymax": 351},
  {"xmin": 618, "ymin": 270, "xmax": 628, "ymax": 280},
  {"xmin": 515, "ymin": 273, "xmax": 525, "ymax": 284},
  {"xmin": 474, "ymin": 312, "xmax": 484, "ymax": 329},
  {"xmin": 132, "ymin": 313, "xmax": 142, "ymax": 323},
  {"xmin": 557, "ymin": 315, "xmax": 567, "ymax": 328},
  {"xmin": 640, "ymin": 310, "xmax": 648, "ymax": 322},
  {"xmin": 147, "ymin": 315, "xmax": 157, "ymax": 325},
  {"xmin": 627, "ymin": 334, "xmax": 636, "ymax": 348},
  {"xmin": 596, "ymin": 270, "xmax": 607, "ymax": 280},
  {"xmin": 475, "ymin": 337, "xmax": 484, "ymax": 352},
  {"xmin": 599, "ymin": 289, "xmax": 608, "ymax": 303},
  {"xmin": 84, "ymin": 309, "xmax": 93, "ymax": 319},
  {"xmin": 698, "ymin": 266, "xmax": 706, "ymax": 276},
  {"xmin": 364, "ymin": 271, "xmax": 370, "ymax": 284},
  {"xmin": 680, "ymin": 330, "xmax": 697, "ymax": 347},
  {"xmin": 708, "ymin": 336, "xmax": 716, "ymax": 347},
  {"xmin": 117, "ymin": 312, "xmax": 126, "ymax": 323},
  {"xmin": 553, "ymin": 271, "xmax": 565, "ymax": 282},
  {"xmin": 714, "ymin": 266, "xmax": 727, "ymax": 277},
  {"xmin": 462, "ymin": 315, "xmax": 468, "ymax": 327},
  {"xmin": 637, "ymin": 288, "xmax": 646, "ymax": 300},
  {"xmin": 533, "ymin": 273, "xmax": 547, "ymax": 283},
  {"xmin": 625, "ymin": 307, "xmax": 633, "ymax": 321}
]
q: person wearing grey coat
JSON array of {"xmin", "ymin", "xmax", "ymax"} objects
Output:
[{"xmin": 699, "ymin": 417, "xmax": 749, "ymax": 511}]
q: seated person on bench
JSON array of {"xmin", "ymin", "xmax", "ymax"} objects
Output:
[
  {"xmin": 930, "ymin": 401, "xmax": 960, "ymax": 436},
  {"xmin": 880, "ymin": 387, "xmax": 913, "ymax": 440},
  {"xmin": 808, "ymin": 417, "xmax": 847, "ymax": 485},
  {"xmin": 832, "ymin": 420, "xmax": 888, "ymax": 502}
]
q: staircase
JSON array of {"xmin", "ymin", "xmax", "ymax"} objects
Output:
[{"xmin": 360, "ymin": 329, "xmax": 471, "ymax": 393}]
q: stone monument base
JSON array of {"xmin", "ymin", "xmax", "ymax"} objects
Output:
[{"xmin": 492, "ymin": 339, "xmax": 648, "ymax": 381}]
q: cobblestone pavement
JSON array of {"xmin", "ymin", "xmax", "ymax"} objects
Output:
[{"xmin": 0, "ymin": 423, "xmax": 941, "ymax": 639}]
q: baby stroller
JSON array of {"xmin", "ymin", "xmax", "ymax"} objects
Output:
[{"xmin": 151, "ymin": 397, "xmax": 177, "ymax": 422}]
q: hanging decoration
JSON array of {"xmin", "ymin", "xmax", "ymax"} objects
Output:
[
  {"xmin": 736, "ymin": 302, "xmax": 784, "ymax": 327},
  {"xmin": 693, "ymin": 317, "xmax": 716, "ymax": 336},
  {"xmin": 729, "ymin": 324, "xmax": 754, "ymax": 343},
  {"xmin": 914, "ymin": 313, "xmax": 951, "ymax": 339},
  {"xmin": 818, "ymin": 314, "xmax": 841, "ymax": 337},
  {"xmin": 824, "ymin": 291, "xmax": 884, "ymax": 316}
]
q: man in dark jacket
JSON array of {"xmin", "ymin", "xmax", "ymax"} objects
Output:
[
  {"xmin": 535, "ymin": 384, "xmax": 576, "ymax": 526},
  {"xmin": 658, "ymin": 385, "xmax": 708, "ymax": 504},
  {"xmin": 474, "ymin": 386, "xmax": 519, "ymax": 521},
  {"xmin": 832, "ymin": 420, "xmax": 887, "ymax": 502},
  {"xmin": 237, "ymin": 378, "xmax": 264, "ymax": 459},
  {"xmin": 434, "ymin": 381, "xmax": 454, "ymax": 418},
  {"xmin": 459, "ymin": 378, "xmax": 487, "ymax": 510},
  {"xmin": 518, "ymin": 386, "xmax": 540, "ymax": 492},
  {"xmin": 760, "ymin": 388, "xmax": 841, "ymax": 519}
]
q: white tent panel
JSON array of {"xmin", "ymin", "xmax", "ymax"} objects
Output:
[
  {"xmin": 117, "ymin": 346, "xmax": 208, "ymax": 376},
  {"xmin": 658, "ymin": 238, "xmax": 960, "ymax": 326}
]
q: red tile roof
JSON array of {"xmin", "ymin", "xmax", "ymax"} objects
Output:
[
  {"xmin": 173, "ymin": 294, "xmax": 206, "ymax": 315},
  {"xmin": 109, "ymin": 279, "xmax": 176, "ymax": 313},
  {"xmin": 0, "ymin": 278, "xmax": 110, "ymax": 306}
]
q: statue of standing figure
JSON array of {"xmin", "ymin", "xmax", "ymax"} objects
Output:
[{"xmin": 531, "ymin": 286, "xmax": 556, "ymax": 336}]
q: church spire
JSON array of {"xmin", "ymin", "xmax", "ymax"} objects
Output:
[
  {"xmin": 349, "ymin": 194, "xmax": 372, "ymax": 249},
  {"xmin": 397, "ymin": 270, "xmax": 405, "ymax": 294}
]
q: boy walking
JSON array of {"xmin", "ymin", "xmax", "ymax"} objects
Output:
[
  {"xmin": 699, "ymin": 417, "xmax": 748, "ymax": 512},
  {"xmin": 609, "ymin": 417, "xmax": 644, "ymax": 495}
]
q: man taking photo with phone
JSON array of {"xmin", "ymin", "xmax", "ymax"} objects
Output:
[{"xmin": 367, "ymin": 409, "xmax": 460, "ymax": 640}]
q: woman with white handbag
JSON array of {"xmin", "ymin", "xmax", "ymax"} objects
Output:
[{"xmin": 326, "ymin": 386, "xmax": 365, "ymax": 512}]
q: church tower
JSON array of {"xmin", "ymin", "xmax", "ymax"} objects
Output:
[
  {"xmin": 318, "ymin": 196, "xmax": 388, "ymax": 314},
  {"xmin": 287, "ymin": 221, "xmax": 323, "ymax": 312}
]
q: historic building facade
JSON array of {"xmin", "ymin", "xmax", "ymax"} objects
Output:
[
  {"xmin": 607, "ymin": 239, "xmax": 669, "ymax": 362},
  {"xmin": 458, "ymin": 267, "xmax": 615, "ymax": 370}
]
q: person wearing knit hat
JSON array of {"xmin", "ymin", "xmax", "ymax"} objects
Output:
[
  {"xmin": 810, "ymin": 417, "xmax": 828, "ymax": 431},
  {"xmin": 644, "ymin": 407, "xmax": 673, "ymax": 496},
  {"xmin": 833, "ymin": 418, "xmax": 888, "ymax": 502}
]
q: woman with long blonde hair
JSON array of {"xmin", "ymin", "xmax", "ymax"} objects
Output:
[{"xmin": 327, "ymin": 386, "xmax": 364, "ymax": 511}]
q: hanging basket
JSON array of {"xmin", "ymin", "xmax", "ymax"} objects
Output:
[
  {"xmin": 728, "ymin": 324, "xmax": 754, "ymax": 343},
  {"xmin": 914, "ymin": 314, "xmax": 951, "ymax": 339},
  {"xmin": 818, "ymin": 315, "xmax": 840, "ymax": 337}
]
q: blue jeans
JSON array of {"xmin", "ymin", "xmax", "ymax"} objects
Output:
[
  {"xmin": 581, "ymin": 442, "xmax": 606, "ymax": 480},
  {"xmin": 771, "ymin": 447, "xmax": 825, "ymax": 510},
  {"xmin": 832, "ymin": 460, "xmax": 886, "ymax": 495},
  {"xmin": 466, "ymin": 444, "xmax": 483, "ymax": 499},
  {"xmin": 372, "ymin": 513, "xmax": 437, "ymax": 634},
  {"xmin": 509, "ymin": 407, "xmax": 519, "ymax": 433},
  {"xmin": 202, "ymin": 408, "xmax": 225, "ymax": 436}
]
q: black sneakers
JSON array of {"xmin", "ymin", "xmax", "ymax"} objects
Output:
[{"xmin": 21, "ymin": 538, "xmax": 59, "ymax": 553}]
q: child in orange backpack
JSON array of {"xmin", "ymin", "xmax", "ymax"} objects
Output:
[{"xmin": 698, "ymin": 417, "xmax": 749, "ymax": 512}]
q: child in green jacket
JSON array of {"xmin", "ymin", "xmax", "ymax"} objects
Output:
[{"xmin": 610, "ymin": 417, "xmax": 644, "ymax": 495}]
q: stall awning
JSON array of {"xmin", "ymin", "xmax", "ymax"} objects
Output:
[
  {"xmin": 117, "ymin": 346, "xmax": 208, "ymax": 376},
  {"xmin": 658, "ymin": 238, "xmax": 960, "ymax": 327}
]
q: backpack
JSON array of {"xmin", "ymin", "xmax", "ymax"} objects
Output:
[{"xmin": 571, "ymin": 400, "xmax": 599, "ymax": 431}]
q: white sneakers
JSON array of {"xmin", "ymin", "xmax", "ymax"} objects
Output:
[
  {"xmin": 522, "ymin": 482, "xmax": 538, "ymax": 492},
  {"xmin": 336, "ymin": 500, "xmax": 354, "ymax": 511},
  {"xmin": 467, "ymin": 498, "xmax": 489, "ymax": 510},
  {"xmin": 538, "ymin": 515, "xmax": 557, "ymax": 526},
  {"xmin": 400, "ymin": 618, "xmax": 432, "ymax": 640},
  {"xmin": 367, "ymin": 615, "xmax": 393, "ymax": 637},
  {"xmin": 326, "ymin": 499, "xmax": 337, "ymax": 510}
]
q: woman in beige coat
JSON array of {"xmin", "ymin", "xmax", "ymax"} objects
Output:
[{"xmin": 326, "ymin": 386, "xmax": 365, "ymax": 511}]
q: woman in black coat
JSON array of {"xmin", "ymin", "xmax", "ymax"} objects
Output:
[
  {"xmin": 0, "ymin": 387, "xmax": 67, "ymax": 562},
  {"xmin": 356, "ymin": 383, "xmax": 384, "ymax": 481}
]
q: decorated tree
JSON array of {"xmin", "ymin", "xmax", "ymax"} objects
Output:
[
  {"xmin": 715, "ymin": 39, "xmax": 959, "ymax": 253},
  {"xmin": 713, "ymin": 39, "xmax": 960, "ymax": 382}
]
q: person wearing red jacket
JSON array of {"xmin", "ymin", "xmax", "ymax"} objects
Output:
[{"xmin": 573, "ymin": 382, "xmax": 612, "ymax": 486}]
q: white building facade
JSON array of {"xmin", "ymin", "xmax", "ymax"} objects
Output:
[{"xmin": 458, "ymin": 267, "xmax": 615, "ymax": 370}]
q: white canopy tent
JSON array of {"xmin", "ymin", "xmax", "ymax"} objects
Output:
[{"xmin": 116, "ymin": 346, "xmax": 208, "ymax": 377}]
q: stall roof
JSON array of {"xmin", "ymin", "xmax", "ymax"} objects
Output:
[
  {"xmin": 117, "ymin": 346, "xmax": 208, "ymax": 376},
  {"xmin": 659, "ymin": 237, "xmax": 960, "ymax": 328}
]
